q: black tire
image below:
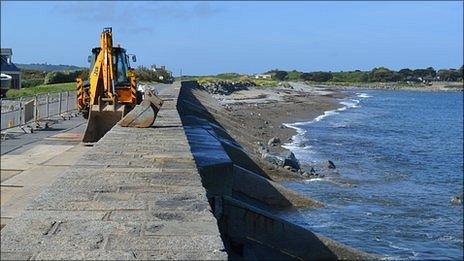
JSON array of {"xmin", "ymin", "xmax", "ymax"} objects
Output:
[
  {"xmin": 82, "ymin": 108, "xmax": 89, "ymax": 119},
  {"xmin": 136, "ymin": 90, "xmax": 143, "ymax": 105}
]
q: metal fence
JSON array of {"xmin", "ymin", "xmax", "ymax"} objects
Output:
[{"xmin": 0, "ymin": 91, "xmax": 77, "ymax": 130}]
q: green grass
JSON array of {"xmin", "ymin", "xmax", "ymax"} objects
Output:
[
  {"xmin": 190, "ymin": 75, "xmax": 279, "ymax": 87},
  {"xmin": 253, "ymin": 78, "xmax": 278, "ymax": 87},
  {"xmin": 6, "ymin": 82, "xmax": 76, "ymax": 98}
]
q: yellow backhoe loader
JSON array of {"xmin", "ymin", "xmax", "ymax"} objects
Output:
[{"xmin": 76, "ymin": 28, "xmax": 163, "ymax": 143}]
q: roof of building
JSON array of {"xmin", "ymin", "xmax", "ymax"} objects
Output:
[
  {"xmin": 1, "ymin": 48, "xmax": 13, "ymax": 56},
  {"xmin": 0, "ymin": 56, "xmax": 20, "ymax": 72}
]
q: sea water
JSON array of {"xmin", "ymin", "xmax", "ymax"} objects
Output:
[{"xmin": 281, "ymin": 90, "xmax": 463, "ymax": 260}]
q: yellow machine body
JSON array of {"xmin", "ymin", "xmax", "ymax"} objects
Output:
[{"xmin": 77, "ymin": 28, "xmax": 162, "ymax": 143}]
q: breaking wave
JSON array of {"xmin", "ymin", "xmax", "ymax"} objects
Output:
[
  {"xmin": 356, "ymin": 92, "xmax": 372, "ymax": 98},
  {"xmin": 282, "ymin": 95, "xmax": 366, "ymax": 151}
]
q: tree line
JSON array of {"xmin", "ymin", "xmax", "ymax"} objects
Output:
[
  {"xmin": 268, "ymin": 66, "xmax": 464, "ymax": 83},
  {"xmin": 135, "ymin": 66, "xmax": 174, "ymax": 83},
  {"xmin": 21, "ymin": 69, "xmax": 89, "ymax": 88},
  {"xmin": 20, "ymin": 65, "xmax": 174, "ymax": 88}
]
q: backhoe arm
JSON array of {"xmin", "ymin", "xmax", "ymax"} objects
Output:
[{"xmin": 88, "ymin": 28, "xmax": 115, "ymax": 106}]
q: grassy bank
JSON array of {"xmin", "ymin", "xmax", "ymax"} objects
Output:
[
  {"xmin": 6, "ymin": 82, "xmax": 76, "ymax": 98},
  {"xmin": 183, "ymin": 75, "xmax": 279, "ymax": 87},
  {"xmin": 189, "ymin": 75, "xmax": 462, "ymax": 90}
]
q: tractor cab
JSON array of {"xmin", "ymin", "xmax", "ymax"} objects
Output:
[{"xmin": 88, "ymin": 47, "xmax": 136, "ymax": 88}]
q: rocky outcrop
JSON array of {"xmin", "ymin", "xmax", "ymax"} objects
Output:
[
  {"xmin": 282, "ymin": 151, "xmax": 300, "ymax": 169},
  {"xmin": 268, "ymin": 137, "xmax": 281, "ymax": 146},
  {"xmin": 451, "ymin": 193, "xmax": 463, "ymax": 205},
  {"xmin": 199, "ymin": 80, "xmax": 256, "ymax": 95},
  {"xmin": 278, "ymin": 82, "xmax": 293, "ymax": 89},
  {"xmin": 259, "ymin": 141, "xmax": 300, "ymax": 171},
  {"xmin": 325, "ymin": 160, "xmax": 336, "ymax": 169},
  {"xmin": 257, "ymin": 140, "xmax": 339, "ymax": 179}
]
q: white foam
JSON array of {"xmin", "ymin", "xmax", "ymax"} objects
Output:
[
  {"xmin": 356, "ymin": 92, "xmax": 372, "ymax": 98},
  {"xmin": 437, "ymin": 235, "xmax": 463, "ymax": 243},
  {"xmin": 283, "ymin": 95, "xmax": 362, "ymax": 156},
  {"xmin": 303, "ymin": 178, "xmax": 325, "ymax": 183},
  {"xmin": 385, "ymin": 240, "xmax": 418, "ymax": 257},
  {"xmin": 282, "ymin": 122, "xmax": 308, "ymax": 147},
  {"xmin": 313, "ymin": 110, "xmax": 340, "ymax": 122},
  {"xmin": 340, "ymin": 99, "xmax": 360, "ymax": 109}
]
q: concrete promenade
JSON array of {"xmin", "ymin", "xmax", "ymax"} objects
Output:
[
  {"xmin": 1, "ymin": 117, "xmax": 89, "ymax": 229},
  {"xmin": 0, "ymin": 83, "xmax": 226, "ymax": 260}
]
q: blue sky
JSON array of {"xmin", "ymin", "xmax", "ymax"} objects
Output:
[{"xmin": 1, "ymin": 1, "xmax": 463, "ymax": 75}]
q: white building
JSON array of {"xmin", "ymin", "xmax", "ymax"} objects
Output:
[{"xmin": 254, "ymin": 74, "xmax": 272, "ymax": 79}]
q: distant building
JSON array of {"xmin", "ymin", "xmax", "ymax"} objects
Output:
[
  {"xmin": 150, "ymin": 64, "xmax": 174, "ymax": 83},
  {"xmin": 254, "ymin": 74, "xmax": 272, "ymax": 79},
  {"xmin": 1, "ymin": 48, "xmax": 21, "ymax": 90},
  {"xmin": 150, "ymin": 64, "xmax": 167, "ymax": 72},
  {"xmin": 422, "ymin": 76, "xmax": 434, "ymax": 85}
]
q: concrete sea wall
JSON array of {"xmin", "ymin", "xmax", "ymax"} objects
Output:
[{"xmin": 177, "ymin": 81, "xmax": 374, "ymax": 260}]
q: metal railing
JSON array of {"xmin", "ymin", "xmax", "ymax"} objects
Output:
[{"xmin": 0, "ymin": 91, "xmax": 77, "ymax": 130}]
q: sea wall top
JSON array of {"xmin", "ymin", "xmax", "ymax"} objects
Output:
[{"xmin": 0, "ymin": 82, "xmax": 226, "ymax": 260}]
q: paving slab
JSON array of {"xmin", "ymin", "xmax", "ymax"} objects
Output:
[
  {"xmin": 0, "ymin": 170, "xmax": 21, "ymax": 183},
  {"xmin": 2, "ymin": 165, "xmax": 68, "ymax": 187},
  {"xmin": 1, "ymin": 82, "xmax": 226, "ymax": 260},
  {"xmin": 43, "ymin": 145, "xmax": 92, "ymax": 166},
  {"xmin": 1, "ymin": 144, "xmax": 74, "ymax": 170},
  {"xmin": 1, "ymin": 134, "xmax": 90, "ymax": 229},
  {"xmin": 1, "ymin": 185, "xmax": 46, "ymax": 218},
  {"xmin": 1, "ymin": 116, "xmax": 86, "ymax": 156}
]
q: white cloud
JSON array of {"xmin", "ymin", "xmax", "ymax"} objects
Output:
[{"xmin": 51, "ymin": 1, "xmax": 222, "ymax": 34}]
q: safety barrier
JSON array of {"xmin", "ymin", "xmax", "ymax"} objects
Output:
[{"xmin": 0, "ymin": 91, "xmax": 77, "ymax": 130}]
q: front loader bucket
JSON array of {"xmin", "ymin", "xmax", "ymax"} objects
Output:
[
  {"xmin": 119, "ymin": 90, "xmax": 163, "ymax": 128},
  {"xmin": 82, "ymin": 104, "xmax": 126, "ymax": 143}
]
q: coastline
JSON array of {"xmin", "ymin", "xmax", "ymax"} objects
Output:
[
  {"xmin": 178, "ymin": 81, "xmax": 378, "ymax": 259},
  {"xmin": 190, "ymin": 81, "xmax": 463, "ymax": 258},
  {"xmin": 312, "ymin": 81, "xmax": 463, "ymax": 92},
  {"xmin": 271, "ymin": 89, "xmax": 464, "ymax": 259},
  {"xmin": 210, "ymin": 83, "xmax": 347, "ymax": 180},
  {"xmin": 281, "ymin": 93, "xmax": 363, "ymax": 152},
  {"xmin": 205, "ymin": 80, "xmax": 462, "ymax": 178}
]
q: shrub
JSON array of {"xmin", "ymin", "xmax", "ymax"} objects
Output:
[
  {"xmin": 412, "ymin": 67, "xmax": 436, "ymax": 78},
  {"xmin": 136, "ymin": 66, "xmax": 158, "ymax": 82},
  {"xmin": 300, "ymin": 71, "xmax": 333, "ymax": 82},
  {"xmin": 6, "ymin": 82, "xmax": 76, "ymax": 98},
  {"xmin": 331, "ymin": 71, "xmax": 369, "ymax": 82},
  {"xmin": 135, "ymin": 66, "xmax": 173, "ymax": 83},
  {"xmin": 438, "ymin": 69, "xmax": 462, "ymax": 81},
  {"xmin": 273, "ymin": 70, "xmax": 288, "ymax": 81},
  {"xmin": 21, "ymin": 79, "xmax": 44, "ymax": 88},
  {"xmin": 286, "ymin": 70, "xmax": 302, "ymax": 81},
  {"xmin": 216, "ymin": 73, "xmax": 242, "ymax": 80},
  {"xmin": 368, "ymin": 67, "xmax": 397, "ymax": 82},
  {"xmin": 21, "ymin": 69, "xmax": 46, "ymax": 80},
  {"xmin": 44, "ymin": 70, "xmax": 86, "ymax": 84}
]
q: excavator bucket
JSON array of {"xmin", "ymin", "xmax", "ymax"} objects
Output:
[
  {"xmin": 82, "ymin": 104, "xmax": 126, "ymax": 143},
  {"xmin": 119, "ymin": 90, "xmax": 163, "ymax": 128}
]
